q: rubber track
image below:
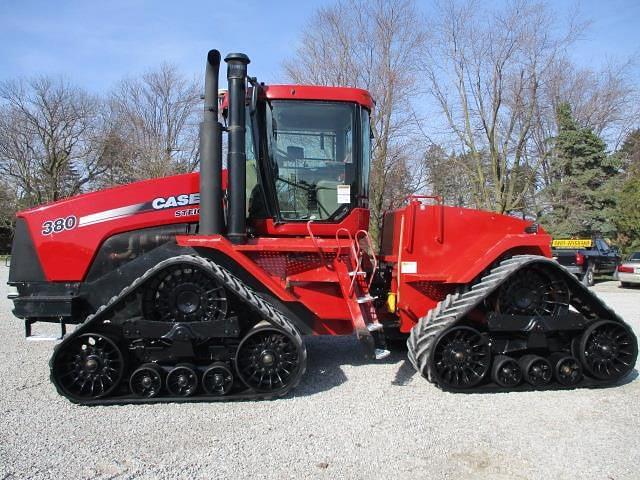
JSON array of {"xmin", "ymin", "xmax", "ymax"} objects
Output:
[
  {"xmin": 406, "ymin": 254, "xmax": 633, "ymax": 387},
  {"xmin": 50, "ymin": 254, "xmax": 307, "ymax": 404}
]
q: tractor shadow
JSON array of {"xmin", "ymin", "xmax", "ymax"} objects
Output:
[
  {"xmin": 293, "ymin": 335, "xmax": 412, "ymax": 397},
  {"xmin": 289, "ymin": 335, "xmax": 639, "ymax": 396},
  {"xmin": 392, "ymin": 359, "xmax": 418, "ymax": 386}
]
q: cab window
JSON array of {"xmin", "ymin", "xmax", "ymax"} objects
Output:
[{"xmin": 266, "ymin": 100, "xmax": 356, "ymax": 221}]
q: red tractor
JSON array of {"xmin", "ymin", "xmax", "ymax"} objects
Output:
[{"xmin": 8, "ymin": 50, "xmax": 637, "ymax": 404}]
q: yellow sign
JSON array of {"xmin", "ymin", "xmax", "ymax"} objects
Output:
[{"xmin": 551, "ymin": 239, "xmax": 593, "ymax": 248}]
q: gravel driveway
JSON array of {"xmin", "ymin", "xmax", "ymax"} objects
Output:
[{"xmin": 1, "ymin": 269, "xmax": 638, "ymax": 480}]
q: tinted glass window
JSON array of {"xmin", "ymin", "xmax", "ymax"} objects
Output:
[
  {"xmin": 267, "ymin": 101, "xmax": 356, "ymax": 220},
  {"xmin": 596, "ymin": 239, "xmax": 609, "ymax": 252},
  {"xmin": 360, "ymin": 108, "xmax": 371, "ymax": 203}
]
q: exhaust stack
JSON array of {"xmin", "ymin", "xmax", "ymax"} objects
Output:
[
  {"xmin": 224, "ymin": 52, "xmax": 250, "ymax": 244},
  {"xmin": 198, "ymin": 49, "xmax": 224, "ymax": 235}
]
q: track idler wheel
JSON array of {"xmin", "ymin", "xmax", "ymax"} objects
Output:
[
  {"xmin": 430, "ymin": 326, "xmax": 491, "ymax": 389},
  {"xmin": 491, "ymin": 355, "xmax": 522, "ymax": 388},
  {"xmin": 575, "ymin": 320, "xmax": 638, "ymax": 382},
  {"xmin": 236, "ymin": 323, "xmax": 304, "ymax": 394},
  {"xmin": 129, "ymin": 363, "xmax": 164, "ymax": 398},
  {"xmin": 519, "ymin": 355, "xmax": 552, "ymax": 387},
  {"xmin": 166, "ymin": 364, "xmax": 198, "ymax": 396},
  {"xmin": 51, "ymin": 333, "xmax": 125, "ymax": 401},
  {"xmin": 202, "ymin": 363, "xmax": 233, "ymax": 396},
  {"xmin": 549, "ymin": 353, "xmax": 582, "ymax": 387}
]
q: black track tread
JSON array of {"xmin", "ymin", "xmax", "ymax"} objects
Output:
[
  {"xmin": 406, "ymin": 254, "xmax": 636, "ymax": 388},
  {"xmin": 50, "ymin": 254, "xmax": 307, "ymax": 404}
]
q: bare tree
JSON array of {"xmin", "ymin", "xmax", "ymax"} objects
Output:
[
  {"xmin": 283, "ymin": 0, "xmax": 427, "ymax": 240},
  {"xmin": 534, "ymin": 57, "xmax": 639, "ymax": 194},
  {"xmin": 109, "ymin": 63, "xmax": 201, "ymax": 181},
  {"xmin": 0, "ymin": 76, "xmax": 107, "ymax": 207},
  {"xmin": 423, "ymin": 143, "xmax": 476, "ymax": 206},
  {"xmin": 420, "ymin": 0, "xmax": 583, "ymax": 214}
]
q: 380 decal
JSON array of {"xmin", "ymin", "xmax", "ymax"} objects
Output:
[{"xmin": 42, "ymin": 215, "xmax": 77, "ymax": 235}]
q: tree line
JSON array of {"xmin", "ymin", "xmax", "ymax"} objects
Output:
[
  {"xmin": 0, "ymin": 0, "xmax": 638, "ymax": 253},
  {"xmin": 285, "ymin": 0, "xmax": 640, "ymax": 250}
]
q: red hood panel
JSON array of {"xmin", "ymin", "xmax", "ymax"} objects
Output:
[{"xmin": 19, "ymin": 173, "xmax": 206, "ymax": 281}]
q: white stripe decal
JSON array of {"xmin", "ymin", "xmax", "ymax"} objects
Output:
[{"xmin": 78, "ymin": 203, "xmax": 147, "ymax": 227}]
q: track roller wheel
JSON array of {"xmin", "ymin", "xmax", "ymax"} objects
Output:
[
  {"xmin": 166, "ymin": 364, "xmax": 198, "ymax": 396},
  {"xmin": 491, "ymin": 355, "xmax": 522, "ymax": 388},
  {"xmin": 549, "ymin": 353, "xmax": 582, "ymax": 387},
  {"xmin": 575, "ymin": 320, "xmax": 637, "ymax": 381},
  {"xmin": 236, "ymin": 323, "xmax": 304, "ymax": 393},
  {"xmin": 202, "ymin": 363, "xmax": 233, "ymax": 396},
  {"xmin": 129, "ymin": 363, "xmax": 163, "ymax": 398},
  {"xmin": 51, "ymin": 333, "xmax": 125, "ymax": 400},
  {"xmin": 429, "ymin": 326, "xmax": 491, "ymax": 389},
  {"xmin": 519, "ymin": 355, "xmax": 552, "ymax": 387}
]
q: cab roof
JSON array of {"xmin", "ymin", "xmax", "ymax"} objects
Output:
[
  {"xmin": 220, "ymin": 84, "xmax": 374, "ymax": 111},
  {"xmin": 263, "ymin": 85, "xmax": 374, "ymax": 110}
]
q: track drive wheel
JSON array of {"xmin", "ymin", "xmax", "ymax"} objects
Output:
[
  {"xmin": 129, "ymin": 363, "xmax": 164, "ymax": 398},
  {"xmin": 519, "ymin": 355, "xmax": 552, "ymax": 387},
  {"xmin": 236, "ymin": 322, "xmax": 305, "ymax": 394},
  {"xmin": 202, "ymin": 363, "xmax": 234, "ymax": 396},
  {"xmin": 494, "ymin": 266, "xmax": 569, "ymax": 316},
  {"xmin": 491, "ymin": 355, "xmax": 522, "ymax": 388},
  {"xmin": 166, "ymin": 364, "xmax": 198, "ymax": 396},
  {"xmin": 143, "ymin": 264, "xmax": 228, "ymax": 323},
  {"xmin": 51, "ymin": 333, "xmax": 125, "ymax": 401},
  {"xmin": 429, "ymin": 326, "xmax": 491, "ymax": 389},
  {"xmin": 575, "ymin": 320, "xmax": 637, "ymax": 381}
]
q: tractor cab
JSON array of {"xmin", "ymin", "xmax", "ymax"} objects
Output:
[{"xmin": 220, "ymin": 85, "xmax": 373, "ymax": 238}]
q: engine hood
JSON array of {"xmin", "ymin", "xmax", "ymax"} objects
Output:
[{"xmin": 16, "ymin": 172, "xmax": 215, "ymax": 281}]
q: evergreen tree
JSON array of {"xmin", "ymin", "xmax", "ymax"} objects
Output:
[
  {"xmin": 613, "ymin": 129, "xmax": 640, "ymax": 251},
  {"xmin": 542, "ymin": 102, "xmax": 617, "ymax": 237},
  {"xmin": 614, "ymin": 177, "xmax": 640, "ymax": 252},
  {"xmin": 619, "ymin": 129, "xmax": 640, "ymax": 176}
]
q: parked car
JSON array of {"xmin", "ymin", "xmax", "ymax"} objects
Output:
[
  {"xmin": 552, "ymin": 237, "xmax": 621, "ymax": 286},
  {"xmin": 614, "ymin": 252, "xmax": 640, "ymax": 288}
]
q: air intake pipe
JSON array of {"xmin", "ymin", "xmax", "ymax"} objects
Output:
[
  {"xmin": 198, "ymin": 49, "xmax": 224, "ymax": 235},
  {"xmin": 224, "ymin": 52, "xmax": 250, "ymax": 244}
]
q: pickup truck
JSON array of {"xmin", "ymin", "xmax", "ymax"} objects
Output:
[{"xmin": 551, "ymin": 238, "xmax": 621, "ymax": 286}]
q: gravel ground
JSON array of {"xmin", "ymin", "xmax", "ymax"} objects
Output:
[{"xmin": 1, "ymin": 269, "xmax": 638, "ymax": 480}]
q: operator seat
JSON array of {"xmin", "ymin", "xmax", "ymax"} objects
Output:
[{"xmin": 316, "ymin": 180, "xmax": 339, "ymax": 219}]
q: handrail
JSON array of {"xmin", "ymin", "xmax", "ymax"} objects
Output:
[
  {"xmin": 355, "ymin": 229, "xmax": 379, "ymax": 291},
  {"xmin": 335, "ymin": 227, "xmax": 357, "ymax": 260},
  {"xmin": 405, "ymin": 194, "xmax": 443, "ymax": 205},
  {"xmin": 306, "ymin": 219, "xmax": 327, "ymax": 266},
  {"xmin": 334, "ymin": 227, "xmax": 362, "ymax": 297}
]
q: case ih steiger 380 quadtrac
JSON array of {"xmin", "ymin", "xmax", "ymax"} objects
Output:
[{"xmin": 8, "ymin": 50, "xmax": 637, "ymax": 404}]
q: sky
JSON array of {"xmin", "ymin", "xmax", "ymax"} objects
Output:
[{"xmin": 0, "ymin": 0, "xmax": 638, "ymax": 92}]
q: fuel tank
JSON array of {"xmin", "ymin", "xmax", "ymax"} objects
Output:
[{"xmin": 380, "ymin": 201, "xmax": 552, "ymax": 284}]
